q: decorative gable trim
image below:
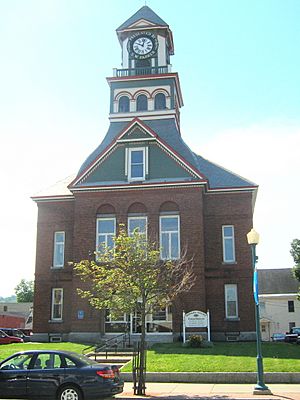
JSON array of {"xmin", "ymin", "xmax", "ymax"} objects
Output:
[
  {"xmin": 69, "ymin": 118, "xmax": 206, "ymax": 189},
  {"xmin": 128, "ymin": 19, "xmax": 157, "ymax": 28}
]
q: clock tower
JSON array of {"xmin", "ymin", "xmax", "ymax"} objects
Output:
[
  {"xmin": 108, "ymin": 6, "xmax": 182, "ymax": 128},
  {"xmin": 32, "ymin": 5, "xmax": 257, "ymax": 344}
]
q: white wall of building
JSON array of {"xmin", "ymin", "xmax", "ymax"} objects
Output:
[{"xmin": 259, "ymin": 294, "xmax": 300, "ymax": 341}]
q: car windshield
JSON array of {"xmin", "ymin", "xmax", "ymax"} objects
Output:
[{"xmin": 0, "ymin": 354, "xmax": 33, "ymax": 370}]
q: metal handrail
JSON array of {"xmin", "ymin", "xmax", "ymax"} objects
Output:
[
  {"xmin": 116, "ymin": 66, "xmax": 169, "ymax": 77},
  {"xmin": 82, "ymin": 331, "xmax": 131, "ymax": 359}
]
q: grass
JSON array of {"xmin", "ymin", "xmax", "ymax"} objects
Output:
[
  {"xmin": 122, "ymin": 342, "xmax": 300, "ymax": 373},
  {"xmin": 1, "ymin": 341, "xmax": 299, "ymax": 373},
  {"xmin": 0, "ymin": 342, "xmax": 87, "ymax": 362}
]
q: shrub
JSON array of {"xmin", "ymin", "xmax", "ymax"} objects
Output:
[{"xmin": 189, "ymin": 334, "xmax": 203, "ymax": 348}]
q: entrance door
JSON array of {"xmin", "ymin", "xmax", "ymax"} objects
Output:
[{"xmin": 131, "ymin": 311, "xmax": 142, "ymax": 334}]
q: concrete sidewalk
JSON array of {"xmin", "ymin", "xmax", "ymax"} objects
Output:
[{"xmin": 115, "ymin": 382, "xmax": 300, "ymax": 400}]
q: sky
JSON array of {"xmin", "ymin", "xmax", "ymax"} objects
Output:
[{"xmin": 0, "ymin": 0, "xmax": 299, "ymax": 297}]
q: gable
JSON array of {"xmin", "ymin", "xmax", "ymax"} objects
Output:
[
  {"xmin": 128, "ymin": 19, "xmax": 156, "ymax": 29},
  {"xmin": 117, "ymin": 6, "xmax": 168, "ymax": 31},
  {"xmin": 120, "ymin": 126, "xmax": 154, "ymax": 141},
  {"xmin": 148, "ymin": 143, "xmax": 195, "ymax": 180},
  {"xmin": 75, "ymin": 139, "xmax": 197, "ymax": 187}
]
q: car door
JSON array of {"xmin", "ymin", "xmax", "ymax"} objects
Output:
[
  {"xmin": 0, "ymin": 353, "xmax": 33, "ymax": 398},
  {"xmin": 26, "ymin": 353, "xmax": 65, "ymax": 398}
]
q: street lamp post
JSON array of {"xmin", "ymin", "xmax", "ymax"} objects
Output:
[{"xmin": 246, "ymin": 228, "xmax": 271, "ymax": 395}]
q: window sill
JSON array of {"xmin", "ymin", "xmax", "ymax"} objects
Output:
[
  {"xmin": 51, "ymin": 266, "xmax": 64, "ymax": 270},
  {"xmin": 224, "ymin": 317, "xmax": 240, "ymax": 322},
  {"xmin": 222, "ymin": 262, "xmax": 237, "ymax": 266},
  {"xmin": 128, "ymin": 179, "xmax": 145, "ymax": 183},
  {"xmin": 48, "ymin": 320, "xmax": 63, "ymax": 323}
]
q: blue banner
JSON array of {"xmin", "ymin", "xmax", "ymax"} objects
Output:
[{"xmin": 253, "ymin": 268, "xmax": 259, "ymax": 305}]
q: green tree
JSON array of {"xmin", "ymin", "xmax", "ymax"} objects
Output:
[
  {"xmin": 74, "ymin": 225, "xmax": 195, "ymax": 395},
  {"xmin": 291, "ymin": 239, "xmax": 300, "ymax": 296},
  {"xmin": 15, "ymin": 279, "xmax": 34, "ymax": 302}
]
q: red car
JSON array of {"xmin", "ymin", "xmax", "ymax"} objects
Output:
[{"xmin": 0, "ymin": 329, "xmax": 23, "ymax": 344}]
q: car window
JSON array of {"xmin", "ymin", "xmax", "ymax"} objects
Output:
[
  {"xmin": 64, "ymin": 356, "xmax": 77, "ymax": 368},
  {"xmin": 33, "ymin": 354, "xmax": 63, "ymax": 369},
  {"xmin": 0, "ymin": 354, "xmax": 34, "ymax": 370}
]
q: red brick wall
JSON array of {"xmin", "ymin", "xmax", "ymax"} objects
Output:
[
  {"xmin": 70, "ymin": 186, "xmax": 206, "ymax": 333},
  {"xmin": 33, "ymin": 200, "xmax": 74, "ymax": 333},
  {"xmin": 33, "ymin": 186, "xmax": 256, "ymax": 337},
  {"xmin": 0, "ymin": 315, "xmax": 25, "ymax": 328},
  {"xmin": 203, "ymin": 191, "xmax": 255, "ymax": 333}
]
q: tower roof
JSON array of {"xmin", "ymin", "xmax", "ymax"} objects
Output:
[{"xmin": 117, "ymin": 6, "xmax": 169, "ymax": 31}]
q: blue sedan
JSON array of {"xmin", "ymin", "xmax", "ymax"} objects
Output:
[{"xmin": 0, "ymin": 350, "xmax": 123, "ymax": 400}]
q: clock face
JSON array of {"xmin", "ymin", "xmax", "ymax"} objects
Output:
[
  {"xmin": 128, "ymin": 32, "xmax": 158, "ymax": 60},
  {"xmin": 133, "ymin": 37, "xmax": 153, "ymax": 56}
]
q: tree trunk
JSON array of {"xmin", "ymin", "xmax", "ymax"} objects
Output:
[{"xmin": 136, "ymin": 304, "xmax": 147, "ymax": 395}]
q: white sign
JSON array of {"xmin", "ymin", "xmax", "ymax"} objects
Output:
[{"xmin": 185, "ymin": 310, "xmax": 208, "ymax": 328}]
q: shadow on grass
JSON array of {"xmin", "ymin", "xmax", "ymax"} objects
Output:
[{"xmin": 150, "ymin": 342, "xmax": 300, "ymax": 360}]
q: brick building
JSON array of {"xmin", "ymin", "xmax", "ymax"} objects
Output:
[{"xmin": 32, "ymin": 6, "xmax": 257, "ymax": 343}]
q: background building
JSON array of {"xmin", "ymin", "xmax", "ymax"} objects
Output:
[
  {"xmin": 259, "ymin": 268, "xmax": 300, "ymax": 341},
  {"xmin": 32, "ymin": 6, "xmax": 257, "ymax": 343},
  {"xmin": 0, "ymin": 302, "xmax": 33, "ymax": 330}
]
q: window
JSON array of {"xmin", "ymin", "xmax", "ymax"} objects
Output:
[
  {"xmin": 289, "ymin": 322, "xmax": 296, "ymax": 332},
  {"xmin": 288, "ymin": 300, "xmax": 295, "ymax": 312},
  {"xmin": 34, "ymin": 353, "xmax": 62, "ymax": 369},
  {"xmin": 147, "ymin": 306, "xmax": 172, "ymax": 333},
  {"xmin": 0, "ymin": 354, "xmax": 34, "ymax": 370},
  {"xmin": 154, "ymin": 93, "xmax": 166, "ymax": 110},
  {"xmin": 136, "ymin": 94, "xmax": 148, "ymax": 111},
  {"xmin": 105, "ymin": 310, "xmax": 128, "ymax": 333},
  {"xmin": 118, "ymin": 96, "xmax": 130, "ymax": 112},
  {"xmin": 222, "ymin": 225, "xmax": 235, "ymax": 263},
  {"xmin": 225, "ymin": 284, "xmax": 238, "ymax": 319},
  {"xmin": 96, "ymin": 217, "xmax": 116, "ymax": 253},
  {"xmin": 51, "ymin": 288, "xmax": 63, "ymax": 321},
  {"xmin": 53, "ymin": 231, "xmax": 65, "ymax": 268},
  {"xmin": 128, "ymin": 148, "xmax": 146, "ymax": 181},
  {"xmin": 128, "ymin": 216, "xmax": 147, "ymax": 238},
  {"xmin": 160, "ymin": 215, "xmax": 180, "ymax": 260}
]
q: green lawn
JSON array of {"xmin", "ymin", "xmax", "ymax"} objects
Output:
[
  {"xmin": 123, "ymin": 342, "xmax": 300, "ymax": 373},
  {"xmin": 0, "ymin": 342, "xmax": 87, "ymax": 362},
  {"xmin": 1, "ymin": 341, "xmax": 299, "ymax": 373}
]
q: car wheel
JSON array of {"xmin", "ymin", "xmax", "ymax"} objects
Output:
[{"xmin": 57, "ymin": 385, "xmax": 83, "ymax": 400}]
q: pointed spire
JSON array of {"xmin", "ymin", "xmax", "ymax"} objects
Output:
[{"xmin": 117, "ymin": 6, "xmax": 168, "ymax": 31}]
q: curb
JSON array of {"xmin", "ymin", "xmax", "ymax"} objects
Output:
[{"xmin": 121, "ymin": 372, "xmax": 300, "ymax": 383}]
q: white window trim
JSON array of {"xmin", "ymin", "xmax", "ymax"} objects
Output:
[
  {"xmin": 53, "ymin": 231, "xmax": 65, "ymax": 268},
  {"xmin": 222, "ymin": 225, "xmax": 236, "ymax": 263},
  {"xmin": 150, "ymin": 305, "xmax": 171, "ymax": 322},
  {"xmin": 106, "ymin": 311, "xmax": 127, "ymax": 323},
  {"xmin": 160, "ymin": 215, "xmax": 180, "ymax": 260},
  {"xmin": 51, "ymin": 288, "xmax": 63, "ymax": 321},
  {"xmin": 128, "ymin": 147, "xmax": 146, "ymax": 181},
  {"xmin": 128, "ymin": 216, "xmax": 148, "ymax": 239},
  {"xmin": 225, "ymin": 284, "xmax": 239, "ymax": 319},
  {"xmin": 96, "ymin": 217, "xmax": 116, "ymax": 253}
]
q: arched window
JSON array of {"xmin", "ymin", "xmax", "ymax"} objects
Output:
[
  {"xmin": 136, "ymin": 94, "xmax": 148, "ymax": 111},
  {"xmin": 118, "ymin": 96, "xmax": 130, "ymax": 112},
  {"xmin": 154, "ymin": 93, "xmax": 166, "ymax": 110}
]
